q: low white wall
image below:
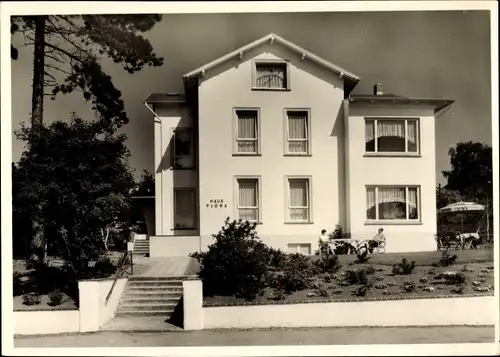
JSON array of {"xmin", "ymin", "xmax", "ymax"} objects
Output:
[
  {"xmin": 183, "ymin": 280, "xmax": 203, "ymax": 330},
  {"xmin": 14, "ymin": 310, "xmax": 80, "ymax": 335},
  {"xmin": 150, "ymin": 235, "xmax": 207, "ymax": 257},
  {"xmin": 203, "ymin": 296, "xmax": 495, "ymax": 329},
  {"xmin": 78, "ymin": 277, "xmax": 128, "ymax": 332}
]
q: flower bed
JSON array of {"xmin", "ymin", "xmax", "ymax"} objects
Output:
[{"xmin": 203, "ymin": 253, "xmax": 494, "ymax": 306}]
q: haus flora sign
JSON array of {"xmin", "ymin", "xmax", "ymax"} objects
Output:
[{"xmin": 206, "ymin": 199, "xmax": 227, "ymax": 208}]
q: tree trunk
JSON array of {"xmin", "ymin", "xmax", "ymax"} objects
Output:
[
  {"xmin": 29, "ymin": 16, "xmax": 47, "ymax": 267},
  {"xmin": 31, "ymin": 15, "xmax": 46, "ymax": 131}
]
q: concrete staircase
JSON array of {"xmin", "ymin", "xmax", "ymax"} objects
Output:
[
  {"xmin": 132, "ymin": 239, "xmax": 149, "ymax": 257},
  {"xmin": 115, "ymin": 276, "xmax": 188, "ymax": 318}
]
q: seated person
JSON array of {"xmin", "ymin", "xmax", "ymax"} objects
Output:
[{"xmin": 368, "ymin": 228, "xmax": 386, "ymax": 253}]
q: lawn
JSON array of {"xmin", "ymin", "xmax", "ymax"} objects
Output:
[
  {"xmin": 203, "ymin": 249, "xmax": 494, "ymax": 306},
  {"xmin": 13, "ymin": 251, "xmax": 123, "ymax": 311}
]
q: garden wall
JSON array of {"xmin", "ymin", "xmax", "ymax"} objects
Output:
[
  {"xmin": 14, "ymin": 310, "xmax": 80, "ymax": 335},
  {"xmin": 202, "ymin": 296, "xmax": 495, "ymax": 329},
  {"xmin": 183, "ymin": 280, "xmax": 495, "ymax": 330}
]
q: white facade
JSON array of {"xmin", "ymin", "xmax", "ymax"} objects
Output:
[{"xmin": 148, "ymin": 33, "xmax": 452, "ymax": 257}]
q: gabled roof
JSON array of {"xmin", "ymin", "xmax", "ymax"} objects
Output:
[
  {"xmin": 349, "ymin": 94, "xmax": 455, "ymax": 113},
  {"xmin": 183, "ymin": 33, "xmax": 360, "ymax": 92}
]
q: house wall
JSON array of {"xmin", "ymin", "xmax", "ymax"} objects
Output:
[
  {"xmin": 154, "ymin": 105, "xmax": 198, "ymax": 237},
  {"xmin": 197, "ymin": 45, "xmax": 346, "ymax": 253},
  {"xmin": 345, "ymin": 106, "xmax": 438, "ymax": 252}
]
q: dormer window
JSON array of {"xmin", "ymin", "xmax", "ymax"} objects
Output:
[{"xmin": 253, "ymin": 61, "xmax": 290, "ymax": 90}]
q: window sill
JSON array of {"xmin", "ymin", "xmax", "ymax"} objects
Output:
[
  {"xmin": 173, "ymin": 227, "xmax": 198, "ymax": 230},
  {"xmin": 284, "ymin": 153, "xmax": 312, "ymax": 157},
  {"xmin": 363, "ymin": 153, "xmax": 421, "ymax": 158},
  {"xmin": 251, "ymin": 87, "xmax": 291, "ymax": 92},
  {"xmin": 364, "ymin": 220, "xmax": 422, "ymax": 226},
  {"xmin": 285, "ymin": 221, "xmax": 314, "ymax": 225},
  {"xmin": 232, "ymin": 153, "xmax": 262, "ymax": 157}
]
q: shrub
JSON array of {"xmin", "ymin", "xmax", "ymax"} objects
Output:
[
  {"xmin": 197, "ymin": 218, "xmax": 271, "ymax": 299},
  {"xmin": 435, "ymin": 272, "xmax": 466, "ymax": 285},
  {"xmin": 88, "ymin": 257, "xmax": 118, "ymax": 279},
  {"xmin": 345, "ymin": 268, "xmax": 368, "ymax": 285},
  {"xmin": 352, "ymin": 286, "xmax": 368, "ymax": 297},
  {"xmin": 403, "ymin": 281, "xmax": 415, "ymax": 292},
  {"xmin": 434, "ymin": 250, "xmax": 458, "ymax": 267},
  {"xmin": 22, "ymin": 293, "xmax": 41, "ymax": 306},
  {"xmin": 13, "ymin": 272, "xmax": 24, "ymax": 296},
  {"xmin": 313, "ymin": 255, "xmax": 341, "ymax": 274},
  {"xmin": 276, "ymin": 253, "xmax": 317, "ymax": 293},
  {"xmin": 48, "ymin": 290, "xmax": 64, "ymax": 306},
  {"xmin": 317, "ymin": 284, "xmax": 330, "ymax": 298},
  {"xmin": 268, "ymin": 248, "xmax": 287, "ymax": 269},
  {"xmin": 392, "ymin": 258, "xmax": 416, "ymax": 275}
]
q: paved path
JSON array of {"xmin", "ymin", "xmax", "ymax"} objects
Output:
[
  {"xmin": 132, "ymin": 257, "xmax": 199, "ymax": 277},
  {"xmin": 15, "ymin": 326, "xmax": 494, "ymax": 347}
]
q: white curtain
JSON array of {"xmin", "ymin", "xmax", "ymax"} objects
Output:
[
  {"xmin": 238, "ymin": 180, "xmax": 258, "ymax": 221},
  {"xmin": 174, "ymin": 190, "xmax": 195, "ymax": 228},
  {"xmin": 366, "ymin": 187, "xmax": 376, "ymax": 219},
  {"xmin": 365, "ymin": 120, "xmax": 375, "ymax": 143},
  {"xmin": 378, "ymin": 187, "xmax": 406, "ymax": 204},
  {"xmin": 289, "ymin": 179, "xmax": 309, "ymax": 220},
  {"xmin": 407, "ymin": 120, "xmax": 418, "ymax": 152},
  {"xmin": 237, "ymin": 112, "xmax": 257, "ymax": 153},
  {"xmin": 256, "ymin": 65, "xmax": 285, "ymax": 88},
  {"xmin": 288, "ymin": 113, "xmax": 307, "ymax": 153},
  {"xmin": 377, "ymin": 121, "xmax": 405, "ymax": 138},
  {"xmin": 408, "ymin": 187, "xmax": 418, "ymax": 218}
]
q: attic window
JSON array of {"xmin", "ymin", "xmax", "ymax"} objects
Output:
[{"xmin": 253, "ymin": 61, "xmax": 290, "ymax": 90}]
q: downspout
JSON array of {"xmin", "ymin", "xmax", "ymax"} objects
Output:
[{"xmin": 343, "ymin": 99, "xmax": 351, "ymax": 234}]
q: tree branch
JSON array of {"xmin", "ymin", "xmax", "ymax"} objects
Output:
[{"xmin": 45, "ymin": 63, "xmax": 72, "ymax": 75}]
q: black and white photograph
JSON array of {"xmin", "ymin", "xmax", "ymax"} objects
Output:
[{"xmin": 1, "ymin": 1, "xmax": 498, "ymax": 355}]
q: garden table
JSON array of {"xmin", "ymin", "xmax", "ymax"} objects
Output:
[{"xmin": 328, "ymin": 238, "xmax": 371, "ymax": 255}]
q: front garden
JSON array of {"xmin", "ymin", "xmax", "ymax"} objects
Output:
[{"xmin": 192, "ymin": 218, "xmax": 494, "ymax": 306}]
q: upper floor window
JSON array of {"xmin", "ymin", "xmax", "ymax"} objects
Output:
[
  {"xmin": 253, "ymin": 61, "xmax": 289, "ymax": 90},
  {"xmin": 173, "ymin": 128, "xmax": 195, "ymax": 169},
  {"xmin": 366, "ymin": 185, "xmax": 420, "ymax": 222},
  {"xmin": 235, "ymin": 109, "xmax": 260, "ymax": 155},
  {"xmin": 286, "ymin": 177, "xmax": 312, "ymax": 223},
  {"xmin": 285, "ymin": 110, "xmax": 310, "ymax": 155},
  {"xmin": 365, "ymin": 118, "xmax": 419, "ymax": 154}
]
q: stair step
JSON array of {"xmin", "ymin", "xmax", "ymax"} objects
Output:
[
  {"xmin": 119, "ymin": 303, "xmax": 177, "ymax": 311},
  {"xmin": 122, "ymin": 296, "xmax": 181, "ymax": 303},
  {"xmin": 128, "ymin": 281, "xmax": 184, "ymax": 286},
  {"xmin": 115, "ymin": 311, "xmax": 173, "ymax": 317},
  {"xmin": 123, "ymin": 292, "xmax": 182, "ymax": 298},
  {"xmin": 127, "ymin": 286, "xmax": 183, "ymax": 291},
  {"xmin": 129, "ymin": 276, "xmax": 195, "ymax": 282}
]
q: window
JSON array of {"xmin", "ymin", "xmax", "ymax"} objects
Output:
[
  {"xmin": 173, "ymin": 189, "xmax": 196, "ymax": 229},
  {"xmin": 236, "ymin": 178, "xmax": 260, "ymax": 222},
  {"xmin": 254, "ymin": 62, "xmax": 289, "ymax": 90},
  {"xmin": 235, "ymin": 109, "xmax": 259, "ymax": 155},
  {"xmin": 287, "ymin": 243, "xmax": 312, "ymax": 255},
  {"xmin": 365, "ymin": 118, "xmax": 419, "ymax": 154},
  {"xmin": 366, "ymin": 186, "xmax": 420, "ymax": 221},
  {"xmin": 285, "ymin": 110, "xmax": 310, "ymax": 155},
  {"xmin": 287, "ymin": 178, "xmax": 311, "ymax": 222},
  {"xmin": 173, "ymin": 128, "xmax": 194, "ymax": 169}
]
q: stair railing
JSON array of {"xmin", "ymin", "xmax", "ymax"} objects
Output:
[{"xmin": 105, "ymin": 250, "xmax": 133, "ymax": 304}]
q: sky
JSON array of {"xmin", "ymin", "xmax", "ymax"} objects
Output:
[{"xmin": 10, "ymin": 11, "xmax": 492, "ymax": 185}]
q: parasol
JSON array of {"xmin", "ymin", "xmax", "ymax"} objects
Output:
[{"xmin": 438, "ymin": 201, "xmax": 485, "ymax": 233}]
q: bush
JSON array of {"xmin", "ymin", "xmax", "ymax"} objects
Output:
[
  {"xmin": 13, "ymin": 272, "xmax": 24, "ymax": 296},
  {"xmin": 435, "ymin": 272, "xmax": 466, "ymax": 285},
  {"xmin": 345, "ymin": 268, "xmax": 368, "ymax": 285},
  {"xmin": 434, "ymin": 250, "xmax": 458, "ymax": 267},
  {"xmin": 197, "ymin": 218, "xmax": 271, "ymax": 299},
  {"xmin": 313, "ymin": 255, "xmax": 341, "ymax": 273},
  {"xmin": 275, "ymin": 253, "xmax": 317, "ymax": 294},
  {"xmin": 403, "ymin": 281, "xmax": 416, "ymax": 292},
  {"xmin": 268, "ymin": 248, "xmax": 287, "ymax": 269},
  {"xmin": 85, "ymin": 257, "xmax": 117, "ymax": 279},
  {"xmin": 23, "ymin": 293, "xmax": 41, "ymax": 306},
  {"xmin": 48, "ymin": 290, "xmax": 64, "ymax": 306},
  {"xmin": 392, "ymin": 258, "xmax": 416, "ymax": 275}
]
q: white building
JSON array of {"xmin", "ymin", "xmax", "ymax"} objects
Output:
[{"xmin": 143, "ymin": 33, "xmax": 454, "ymax": 257}]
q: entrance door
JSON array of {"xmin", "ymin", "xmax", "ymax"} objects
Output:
[{"xmin": 173, "ymin": 188, "xmax": 196, "ymax": 229}]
